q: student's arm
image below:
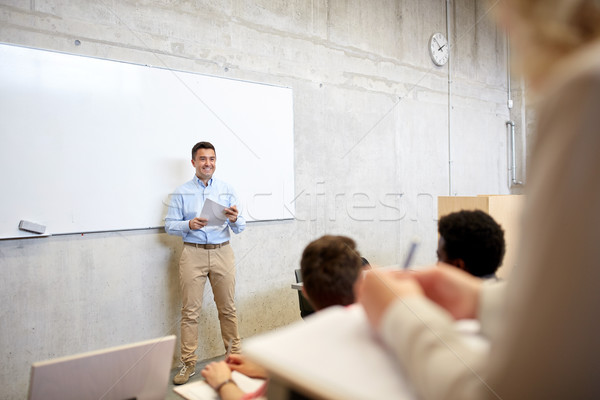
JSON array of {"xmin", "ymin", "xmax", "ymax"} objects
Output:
[
  {"xmin": 358, "ymin": 268, "xmax": 493, "ymax": 400},
  {"xmin": 218, "ymin": 382, "xmax": 245, "ymax": 400},
  {"xmin": 477, "ymin": 282, "xmax": 506, "ymax": 340},
  {"xmin": 226, "ymin": 354, "xmax": 269, "ymax": 379},
  {"xmin": 201, "ymin": 361, "xmax": 246, "ymax": 400}
]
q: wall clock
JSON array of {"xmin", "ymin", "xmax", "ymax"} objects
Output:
[{"xmin": 429, "ymin": 32, "xmax": 449, "ymax": 66}]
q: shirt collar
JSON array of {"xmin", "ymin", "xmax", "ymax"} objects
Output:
[{"xmin": 194, "ymin": 175, "xmax": 213, "ymax": 188}]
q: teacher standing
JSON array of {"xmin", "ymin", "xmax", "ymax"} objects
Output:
[{"xmin": 165, "ymin": 141, "xmax": 246, "ymax": 385}]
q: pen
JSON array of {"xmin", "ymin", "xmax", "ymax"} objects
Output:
[{"xmin": 403, "ymin": 240, "xmax": 419, "ymax": 269}]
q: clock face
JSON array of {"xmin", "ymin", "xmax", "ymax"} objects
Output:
[{"xmin": 429, "ymin": 32, "xmax": 449, "ymax": 66}]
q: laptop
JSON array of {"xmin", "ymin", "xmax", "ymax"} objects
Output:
[{"xmin": 28, "ymin": 335, "xmax": 176, "ymax": 400}]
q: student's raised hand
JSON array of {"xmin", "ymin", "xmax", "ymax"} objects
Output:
[
  {"xmin": 357, "ymin": 265, "xmax": 483, "ymax": 330},
  {"xmin": 226, "ymin": 354, "xmax": 268, "ymax": 379},
  {"xmin": 356, "ymin": 269, "xmax": 424, "ymax": 329},
  {"xmin": 201, "ymin": 361, "xmax": 232, "ymax": 389},
  {"xmin": 409, "ymin": 264, "xmax": 482, "ymax": 320}
]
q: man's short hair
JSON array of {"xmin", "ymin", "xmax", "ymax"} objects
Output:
[
  {"xmin": 300, "ymin": 235, "xmax": 363, "ymax": 311},
  {"xmin": 191, "ymin": 141, "xmax": 216, "ymax": 159},
  {"xmin": 438, "ymin": 210, "xmax": 506, "ymax": 277}
]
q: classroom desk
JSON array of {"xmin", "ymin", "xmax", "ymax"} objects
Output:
[{"xmin": 244, "ymin": 305, "xmax": 488, "ymax": 400}]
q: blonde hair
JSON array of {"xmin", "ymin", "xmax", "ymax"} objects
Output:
[
  {"xmin": 515, "ymin": 0, "xmax": 600, "ymax": 45},
  {"xmin": 507, "ymin": 0, "xmax": 600, "ymax": 79}
]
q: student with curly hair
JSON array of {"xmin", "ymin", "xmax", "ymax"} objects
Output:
[{"xmin": 437, "ymin": 210, "xmax": 505, "ymax": 279}]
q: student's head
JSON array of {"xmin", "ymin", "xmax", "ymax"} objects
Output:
[
  {"xmin": 437, "ymin": 210, "xmax": 506, "ymax": 278},
  {"xmin": 497, "ymin": 0, "xmax": 600, "ymax": 87},
  {"xmin": 191, "ymin": 141, "xmax": 216, "ymax": 182},
  {"xmin": 300, "ymin": 235, "xmax": 363, "ymax": 311}
]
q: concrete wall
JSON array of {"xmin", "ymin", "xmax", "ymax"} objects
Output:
[{"xmin": 0, "ymin": 1, "xmax": 517, "ymax": 398}]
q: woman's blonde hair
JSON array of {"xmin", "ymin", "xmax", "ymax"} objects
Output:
[
  {"xmin": 512, "ymin": 0, "xmax": 600, "ymax": 48},
  {"xmin": 507, "ymin": 0, "xmax": 600, "ymax": 79}
]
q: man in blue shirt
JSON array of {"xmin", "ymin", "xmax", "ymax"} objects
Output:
[{"xmin": 165, "ymin": 141, "xmax": 246, "ymax": 385}]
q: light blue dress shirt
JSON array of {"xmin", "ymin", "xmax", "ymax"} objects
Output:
[{"xmin": 164, "ymin": 176, "xmax": 246, "ymax": 244}]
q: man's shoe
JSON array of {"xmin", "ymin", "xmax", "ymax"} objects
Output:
[{"xmin": 173, "ymin": 362, "xmax": 195, "ymax": 385}]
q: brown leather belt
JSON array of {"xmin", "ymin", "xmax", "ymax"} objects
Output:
[{"xmin": 184, "ymin": 241, "xmax": 229, "ymax": 249}]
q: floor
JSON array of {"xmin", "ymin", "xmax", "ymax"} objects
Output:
[{"xmin": 166, "ymin": 354, "xmax": 225, "ymax": 399}]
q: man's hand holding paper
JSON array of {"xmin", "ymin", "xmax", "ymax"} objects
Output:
[
  {"xmin": 197, "ymin": 198, "xmax": 239, "ymax": 228},
  {"xmin": 224, "ymin": 205, "xmax": 239, "ymax": 223},
  {"xmin": 188, "ymin": 217, "xmax": 208, "ymax": 230}
]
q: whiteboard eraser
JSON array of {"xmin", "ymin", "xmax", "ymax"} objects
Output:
[{"xmin": 18, "ymin": 220, "xmax": 46, "ymax": 234}]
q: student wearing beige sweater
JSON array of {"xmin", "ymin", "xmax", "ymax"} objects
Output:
[{"xmin": 357, "ymin": 1, "xmax": 600, "ymax": 399}]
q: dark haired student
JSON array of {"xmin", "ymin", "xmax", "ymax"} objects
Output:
[
  {"xmin": 300, "ymin": 235, "xmax": 365, "ymax": 310},
  {"xmin": 437, "ymin": 210, "xmax": 505, "ymax": 279},
  {"xmin": 200, "ymin": 235, "xmax": 366, "ymax": 400},
  {"xmin": 165, "ymin": 141, "xmax": 246, "ymax": 385}
]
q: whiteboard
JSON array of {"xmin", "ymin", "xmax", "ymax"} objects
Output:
[{"xmin": 0, "ymin": 43, "xmax": 294, "ymax": 239}]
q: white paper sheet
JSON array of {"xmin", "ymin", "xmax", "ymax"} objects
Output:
[
  {"xmin": 173, "ymin": 371, "xmax": 265, "ymax": 400},
  {"xmin": 243, "ymin": 305, "xmax": 418, "ymax": 400},
  {"xmin": 199, "ymin": 199, "xmax": 228, "ymax": 226}
]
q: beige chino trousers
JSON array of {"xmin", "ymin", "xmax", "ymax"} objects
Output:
[{"xmin": 179, "ymin": 243, "xmax": 241, "ymax": 364}]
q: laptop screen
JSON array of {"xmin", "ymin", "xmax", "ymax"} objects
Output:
[{"xmin": 28, "ymin": 335, "xmax": 175, "ymax": 400}]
